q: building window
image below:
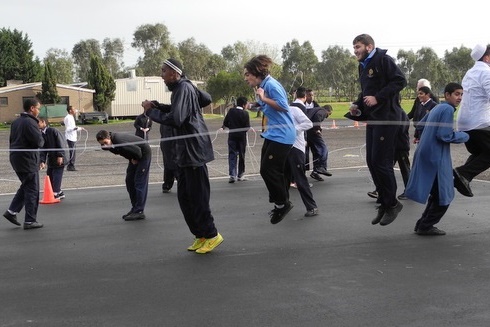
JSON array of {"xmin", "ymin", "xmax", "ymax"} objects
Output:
[
  {"xmin": 22, "ymin": 96, "xmax": 35, "ymax": 104},
  {"xmin": 59, "ymin": 96, "xmax": 69, "ymax": 104},
  {"xmin": 0, "ymin": 97, "xmax": 7, "ymax": 106}
]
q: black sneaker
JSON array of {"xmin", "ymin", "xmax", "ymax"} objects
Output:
[
  {"xmin": 23, "ymin": 221, "xmax": 44, "ymax": 230},
  {"xmin": 453, "ymin": 169, "xmax": 473, "ymax": 197},
  {"xmin": 3, "ymin": 210, "xmax": 20, "ymax": 226},
  {"xmin": 416, "ymin": 227, "xmax": 446, "ymax": 236},
  {"xmin": 310, "ymin": 172, "xmax": 324, "ymax": 181},
  {"xmin": 123, "ymin": 212, "xmax": 146, "ymax": 221},
  {"xmin": 372, "ymin": 206, "xmax": 385, "ymax": 225},
  {"xmin": 380, "ymin": 201, "xmax": 403, "ymax": 226},
  {"xmin": 397, "ymin": 193, "xmax": 407, "ymax": 200},
  {"xmin": 315, "ymin": 167, "xmax": 332, "ymax": 176},
  {"xmin": 304, "ymin": 208, "xmax": 319, "ymax": 217},
  {"xmin": 54, "ymin": 191, "xmax": 65, "ymax": 200},
  {"xmin": 367, "ymin": 190, "xmax": 378, "ymax": 199},
  {"xmin": 270, "ymin": 202, "xmax": 293, "ymax": 224}
]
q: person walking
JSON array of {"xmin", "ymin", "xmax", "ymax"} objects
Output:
[
  {"xmin": 405, "ymin": 83, "xmax": 469, "ymax": 235},
  {"xmin": 346, "ymin": 34, "xmax": 407, "ymax": 226},
  {"xmin": 454, "ymin": 44, "xmax": 490, "ymax": 197},
  {"xmin": 221, "ymin": 96, "xmax": 251, "ymax": 183},
  {"xmin": 39, "ymin": 118, "xmax": 67, "ymax": 200},
  {"xmin": 3, "ymin": 98, "xmax": 45, "ymax": 230},
  {"xmin": 142, "ymin": 58, "xmax": 223, "ymax": 254},
  {"xmin": 243, "ymin": 55, "xmax": 296, "ymax": 224},
  {"xmin": 64, "ymin": 105, "xmax": 84, "ymax": 171},
  {"xmin": 96, "ymin": 130, "xmax": 151, "ymax": 221}
]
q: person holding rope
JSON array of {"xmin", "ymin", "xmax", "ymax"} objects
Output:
[
  {"xmin": 64, "ymin": 105, "xmax": 85, "ymax": 171},
  {"xmin": 220, "ymin": 96, "xmax": 251, "ymax": 183}
]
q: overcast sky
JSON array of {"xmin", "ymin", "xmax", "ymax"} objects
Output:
[{"xmin": 2, "ymin": 0, "xmax": 487, "ymax": 67}]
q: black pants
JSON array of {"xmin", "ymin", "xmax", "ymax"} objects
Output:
[
  {"xmin": 395, "ymin": 150, "xmax": 411, "ymax": 188},
  {"xmin": 9, "ymin": 171, "xmax": 40, "ymax": 223},
  {"xmin": 260, "ymin": 139, "xmax": 292, "ymax": 206},
  {"xmin": 160, "ymin": 141, "xmax": 177, "ymax": 190},
  {"xmin": 46, "ymin": 166, "xmax": 64, "ymax": 193},
  {"xmin": 366, "ymin": 124, "xmax": 399, "ymax": 208},
  {"xmin": 457, "ymin": 128, "xmax": 490, "ymax": 181},
  {"xmin": 228, "ymin": 136, "xmax": 247, "ymax": 178},
  {"xmin": 126, "ymin": 157, "xmax": 151, "ymax": 213},
  {"xmin": 177, "ymin": 165, "xmax": 218, "ymax": 239},
  {"xmin": 415, "ymin": 177, "xmax": 449, "ymax": 231},
  {"xmin": 286, "ymin": 147, "xmax": 317, "ymax": 211}
]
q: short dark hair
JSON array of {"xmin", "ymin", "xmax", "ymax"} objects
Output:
[
  {"xmin": 23, "ymin": 98, "xmax": 40, "ymax": 112},
  {"xmin": 353, "ymin": 34, "xmax": 375, "ymax": 47},
  {"xmin": 95, "ymin": 130, "xmax": 110, "ymax": 141},
  {"xmin": 295, "ymin": 87, "xmax": 306, "ymax": 98},
  {"xmin": 67, "ymin": 105, "xmax": 74, "ymax": 113},
  {"xmin": 444, "ymin": 82, "xmax": 463, "ymax": 94},
  {"xmin": 418, "ymin": 86, "xmax": 432, "ymax": 94},
  {"xmin": 236, "ymin": 96, "xmax": 248, "ymax": 107}
]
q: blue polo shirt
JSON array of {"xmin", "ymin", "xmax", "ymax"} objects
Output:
[{"xmin": 258, "ymin": 76, "xmax": 295, "ymax": 145}]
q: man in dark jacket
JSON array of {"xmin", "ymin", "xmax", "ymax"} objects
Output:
[
  {"xmin": 347, "ymin": 34, "xmax": 407, "ymax": 226},
  {"xmin": 134, "ymin": 108, "xmax": 152, "ymax": 140},
  {"xmin": 221, "ymin": 96, "xmax": 251, "ymax": 183},
  {"xmin": 96, "ymin": 130, "xmax": 152, "ymax": 221},
  {"xmin": 39, "ymin": 118, "xmax": 67, "ymax": 200},
  {"xmin": 306, "ymin": 105, "xmax": 333, "ymax": 181},
  {"xmin": 3, "ymin": 98, "xmax": 45, "ymax": 230},
  {"xmin": 142, "ymin": 58, "xmax": 223, "ymax": 254}
]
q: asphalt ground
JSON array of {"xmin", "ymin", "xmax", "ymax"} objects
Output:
[{"xmin": 1, "ymin": 118, "xmax": 490, "ymax": 326}]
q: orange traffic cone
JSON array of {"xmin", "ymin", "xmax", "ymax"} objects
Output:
[
  {"xmin": 354, "ymin": 121, "xmax": 359, "ymax": 129},
  {"xmin": 40, "ymin": 175, "xmax": 60, "ymax": 204},
  {"xmin": 331, "ymin": 120, "xmax": 339, "ymax": 129}
]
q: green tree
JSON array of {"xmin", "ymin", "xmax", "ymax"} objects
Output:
[
  {"xmin": 44, "ymin": 48, "xmax": 74, "ymax": 84},
  {"xmin": 317, "ymin": 46, "xmax": 358, "ymax": 101},
  {"xmin": 39, "ymin": 61, "xmax": 60, "ymax": 104},
  {"xmin": 102, "ymin": 37, "xmax": 125, "ymax": 78},
  {"xmin": 396, "ymin": 49, "xmax": 417, "ymax": 98},
  {"xmin": 72, "ymin": 39, "xmax": 102, "ymax": 82},
  {"xmin": 178, "ymin": 38, "xmax": 214, "ymax": 81},
  {"xmin": 410, "ymin": 47, "xmax": 446, "ymax": 96},
  {"xmin": 443, "ymin": 46, "xmax": 473, "ymax": 84},
  {"xmin": 87, "ymin": 55, "xmax": 116, "ymax": 111},
  {"xmin": 281, "ymin": 40, "xmax": 318, "ymax": 94},
  {"xmin": 0, "ymin": 28, "xmax": 41, "ymax": 86},
  {"xmin": 207, "ymin": 70, "xmax": 252, "ymax": 105},
  {"xmin": 131, "ymin": 23, "xmax": 179, "ymax": 76}
]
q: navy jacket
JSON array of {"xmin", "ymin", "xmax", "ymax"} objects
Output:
[
  {"xmin": 9, "ymin": 112, "xmax": 44, "ymax": 173},
  {"xmin": 348, "ymin": 48, "xmax": 407, "ymax": 122},
  {"xmin": 41, "ymin": 126, "xmax": 67, "ymax": 167},
  {"xmin": 147, "ymin": 78, "xmax": 214, "ymax": 168},
  {"xmin": 222, "ymin": 107, "xmax": 250, "ymax": 139}
]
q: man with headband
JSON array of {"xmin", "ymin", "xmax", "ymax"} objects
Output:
[{"xmin": 142, "ymin": 59, "xmax": 223, "ymax": 254}]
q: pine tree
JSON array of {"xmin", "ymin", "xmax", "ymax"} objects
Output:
[
  {"xmin": 39, "ymin": 61, "xmax": 60, "ymax": 104},
  {"xmin": 87, "ymin": 54, "xmax": 116, "ymax": 111}
]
